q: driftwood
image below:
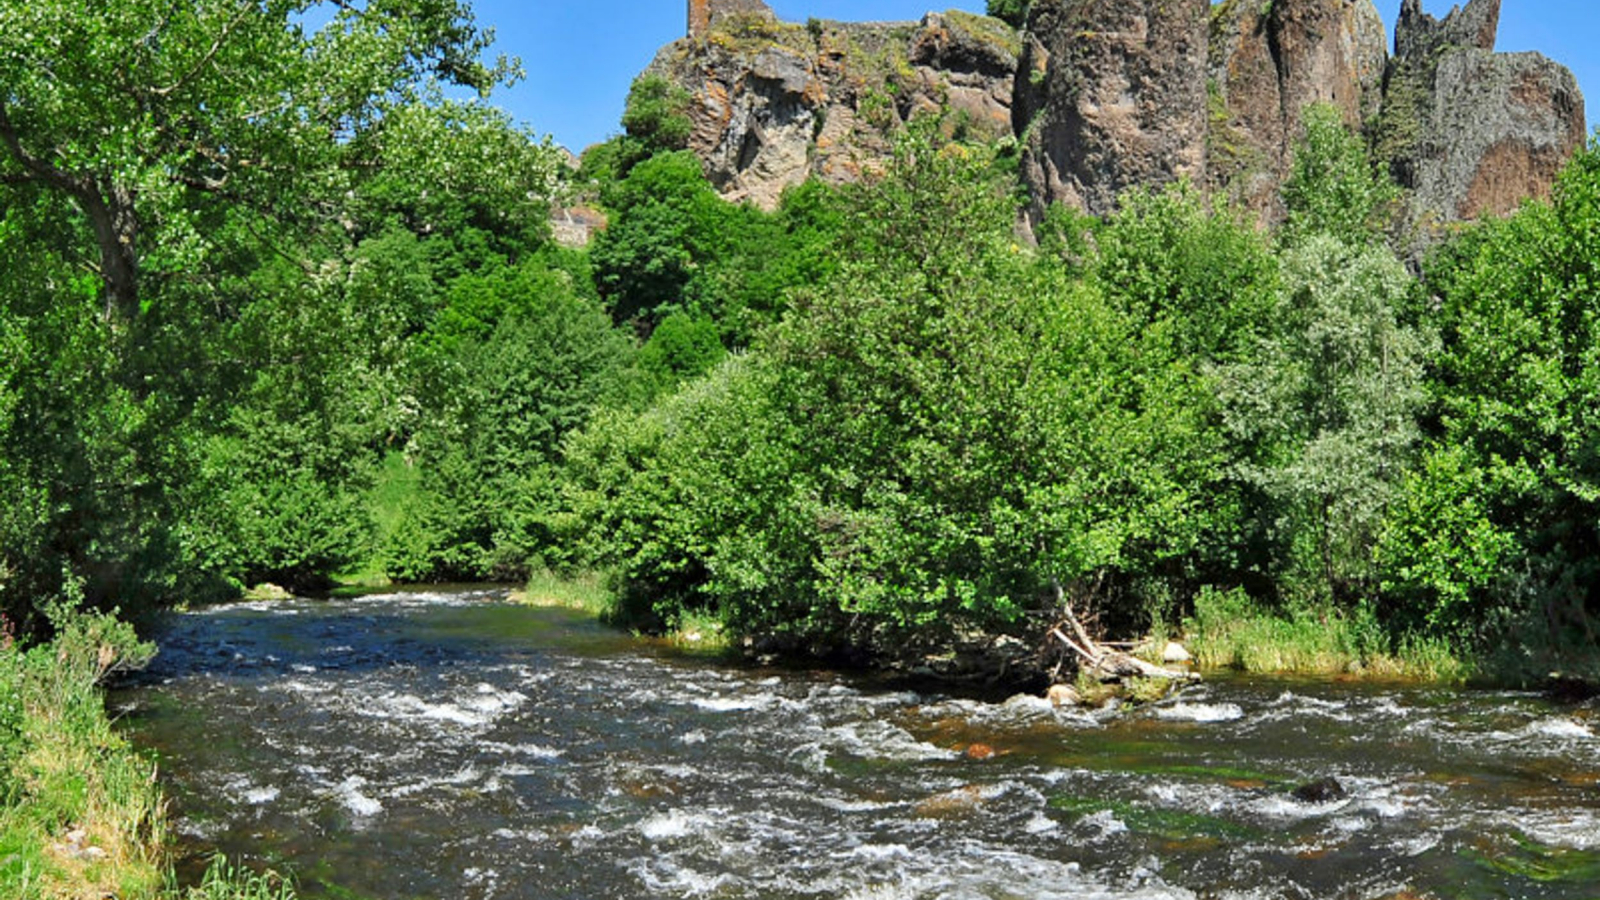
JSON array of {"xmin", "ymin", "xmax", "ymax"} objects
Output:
[{"xmin": 1046, "ymin": 581, "xmax": 1199, "ymax": 684}]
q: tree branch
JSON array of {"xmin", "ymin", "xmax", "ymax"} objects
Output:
[{"xmin": 149, "ymin": 1, "xmax": 257, "ymax": 99}]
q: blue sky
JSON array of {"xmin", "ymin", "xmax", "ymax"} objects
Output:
[{"xmin": 480, "ymin": 1, "xmax": 1597, "ymax": 153}]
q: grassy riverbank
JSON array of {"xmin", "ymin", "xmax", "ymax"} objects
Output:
[
  {"xmin": 512, "ymin": 571, "xmax": 1479, "ymax": 684},
  {"xmin": 515, "ymin": 570, "xmax": 733, "ymax": 654},
  {"xmin": 1183, "ymin": 588, "xmax": 1468, "ymax": 682},
  {"xmin": 0, "ymin": 599, "xmax": 295, "ymax": 900}
]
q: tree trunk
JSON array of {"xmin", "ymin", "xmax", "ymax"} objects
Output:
[{"xmin": 0, "ymin": 102, "xmax": 140, "ymax": 322}]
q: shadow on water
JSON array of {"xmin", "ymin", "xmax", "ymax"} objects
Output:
[{"xmin": 113, "ymin": 587, "xmax": 1600, "ymax": 900}]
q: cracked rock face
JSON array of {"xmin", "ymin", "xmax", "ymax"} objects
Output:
[
  {"xmin": 1207, "ymin": 0, "xmax": 1389, "ymax": 222},
  {"xmin": 651, "ymin": 0, "xmax": 1583, "ymax": 231},
  {"xmin": 1016, "ymin": 0, "xmax": 1211, "ymax": 221},
  {"xmin": 648, "ymin": 11, "xmax": 1017, "ymax": 210},
  {"xmin": 1378, "ymin": 0, "xmax": 1585, "ymax": 228}
]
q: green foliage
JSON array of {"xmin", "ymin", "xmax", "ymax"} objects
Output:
[
  {"xmin": 1281, "ymin": 104, "xmax": 1400, "ymax": 248},
  {"xmin": 621, "ymin": 75, "xmax": 695, "ymax": 158},
  {"xmin": 590, "ymin": 152, "xmax": 730, "ymax": 324},
  {"xmin": 386, "ymin": 272, "xmax": 633, "ymax": 583},
  {"xmin": 637, "ymin": 312, "xmax": 727, "ymax": 394},
  {"xmin": 0, "ymin": 0, "xmax": 543, "ymax": 621},
  {"xmin": 1184, "ymin": 585, "xmax": 1462, "ymax": 680},
  {"xmin": 566, "ymin": 127, "xmax": 1237, "ymax": 653},
  {"xmin": 1089, "ymin": 182, "xmax": 1281, "ymax": 608},
  {"xmin": 1382, "ymin": 142, "xmax": 1600, "ymax": 654},
  {"xmin": 985, "ymin": 0, "xmax": 1031, "ymax": 29},
  {"xmin": 1223, "ymin": 235, "xmax": 1430, "ymax": 602},
  {"xmin": 590, "ymin": 153, "xmax": 842, "ymax": 342}
]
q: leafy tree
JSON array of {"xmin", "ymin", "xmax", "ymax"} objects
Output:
[
  {"xmin": 1091, "ymin": 182, "xmax": 1281, "ymax": 604},
  {"xmin": 387, "ymin": 269, "xmax": 632, "ymax": 582},
  {"xmin": 0, "ymin": 0, "xmax": 512, "ymax": 324},
  {"xmin": 1382, "ymin": 143, "xmax": 1600, "ymax": 653},
  {"xmin": 569, "ymin": 125, "xmax": 1224, "ymax": 653},
  {"xmin": 621, "ymin": 75, "xmax": 694, "ymax": 157},
  {"xmin": 0, "ymin": 0, "xmax": 544, "ymax": 619},
  {"xmin": 1280, "ymin": 104, "xmax": 1399, "ymax": 249},
  {"xmin": 590, "ymin": 151, "xmax": 735, "ymax": 326},
  {"xmin": 1226, "ymin": 235, "xmax": 1429, "ymax": 602}
]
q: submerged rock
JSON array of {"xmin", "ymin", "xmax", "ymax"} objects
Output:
[{"xmin": 1291, "ymin": 776, "xmax": 1348, "ymax": 803}]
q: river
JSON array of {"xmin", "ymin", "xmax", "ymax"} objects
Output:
[{"xmin": 112, "ymin": 586, "xmax": 1600, "ymax": 899}]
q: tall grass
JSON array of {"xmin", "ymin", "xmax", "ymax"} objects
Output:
[
  {"xmin": 516, "ymin": 569, "xmax": 616, "ymax": 617},
  {"xmin": 0, "ymin": 593, "xmax": 297, "ymax": 899},
  {"xmin": 1184, "ymin": 587, "xmax": 1466, "ymax": 682}
]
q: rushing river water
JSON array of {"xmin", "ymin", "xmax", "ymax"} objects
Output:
[{"xmin": 113, "ymin": 587, "xmax": 1600, "ymax": 899}]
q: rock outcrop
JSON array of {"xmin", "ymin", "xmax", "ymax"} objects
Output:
[
  {"xmin": 1375, "ymin": 0, "xmax": 1586, "ymax": 228},
  {"xmin": 1015, "ymin": 0, "xmax": 1211, "ymax": 220},
  {"xmin": 1207, "ymin": 0, "xmax": 1388, "ymax": 220},
  {"xmin": 1015, "ymin": 0, "xmax": 1582, "ymax": 230},
  {"xmin": 648, "ymin": 6, "xmax": 1018, "ymax": 210},
  {"xmin": 651, "ymin": 0, "xmax": 1585, "ymax": 230}
]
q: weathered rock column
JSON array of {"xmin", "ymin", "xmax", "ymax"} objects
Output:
[
  {"xmin": 1377, "ymin": 0, "xmax": 1585, "ymax": 227},
  {"xmin": 1017, "ymin": 0, "xmax": 1211, "ymax": 221},
  {"xmin": 1206, "ymin": 0, "xmax": 1387, "ymax": 223}
]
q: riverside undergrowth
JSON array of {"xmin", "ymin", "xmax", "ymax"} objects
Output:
[{"xmin": 0, "ymin": 593, "xmax": 296, "ymax": 900}]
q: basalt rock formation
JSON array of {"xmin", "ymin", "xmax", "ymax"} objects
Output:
[
  {"xmin": 1020, "ymin": 0, "xmax": 1584, "ymax": 230},
  {"xmin": 651, "ymin": 0, "xmax": 1584, "ymax": 231},
  {"xmin": 647, "ymin": 3, "xmax": 1018, "ymax": 209},
  {"xmin": 1206, "ymin": 0, "xmax": 1389, "ymax": 220},
  {"xmin": 1013, "ymin": 0, "xmax": 1210, "ymax": 221},
  {"xmin": 1375, "ymin": 0, "xmax": 1586, "ymax": 227}
]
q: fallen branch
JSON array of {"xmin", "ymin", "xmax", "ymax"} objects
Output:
[{"xmin": 1045, "ymin": 579, "xmax": 1199, "ymax": 683}]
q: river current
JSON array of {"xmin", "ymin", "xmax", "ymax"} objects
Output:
[{"xmin": 113, "ymin": 587, "xmax": 1600, "ymax": 899}]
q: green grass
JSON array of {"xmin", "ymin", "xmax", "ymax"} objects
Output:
[
  {"xmin": 515, "ymin": 569, "xmax": 616, "ymax": 617},
  {"xmin": 662, "ymin": 610, "xmax": 734, "ymax": 656},
  {"xmin": 336, "ymin": 450, "xmax": 422, "ymax": 588},
  {"xmin": 1184, "ymin": 587, "xmax": 1467, "ymax": 682},
  {"xmin": 0, "ymin": 597, "xmax": 297, "ymax": 900}
]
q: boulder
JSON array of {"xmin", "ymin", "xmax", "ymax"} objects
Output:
[
  {"xmin": 1047, "ymin": 683, "xmax": 1083, "ymax": 707},
  {"xmin": 1291, "ymin": 776, "xmax": 1348, "ymax": 803},
  {"xmin": 1162, "ymin": 642, "xmax": 1193, "ymax": 665}
]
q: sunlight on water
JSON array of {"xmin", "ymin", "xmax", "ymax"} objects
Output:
[{"xmin": 115, "ymin": 588, "xmax": 1600, "ymax": 900}]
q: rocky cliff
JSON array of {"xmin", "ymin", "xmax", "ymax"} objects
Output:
[
  {"xmin": 1206, "ymin": 0, "xmax": 1388, "ymax": 221},
  {"xmin": 1014, "ymin": 0, "xmax": 1210, "ymax": 220},
  {"xmin": 1375, "ymin": 0, "xmax": 1586, "ymax": 227},
  {"xmin": 646, "ymin": 1, "xmax": 1018, "ymax": 209},
  {"xmin": 1019, "ymin": 0, "xmax": 1585, "ymax": 230},
  {"xmin": 649, "ymin": 0, "xmax": 1585, "ymax": 230}
]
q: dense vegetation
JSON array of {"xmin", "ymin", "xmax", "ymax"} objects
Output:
[
  {"xmin": 4, "ymin": 0, "xmax": 1600, "ymax": 710},
  {"xmin": 3, "ymin": 0, "xmax": 1600, "ymax": 886}
]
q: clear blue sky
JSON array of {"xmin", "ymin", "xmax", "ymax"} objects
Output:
[{"xmin": 477, "ymin": 1, "xmax": 1597, "ymax": 153}]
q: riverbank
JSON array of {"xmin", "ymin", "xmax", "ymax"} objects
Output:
[
  {"xmin": 0, "ymin": 601, "xmax": 295, "ymax": 900},
  {"xmin": 512, "ymin": 571, "xmax": 1492, "ymax": 691}
]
